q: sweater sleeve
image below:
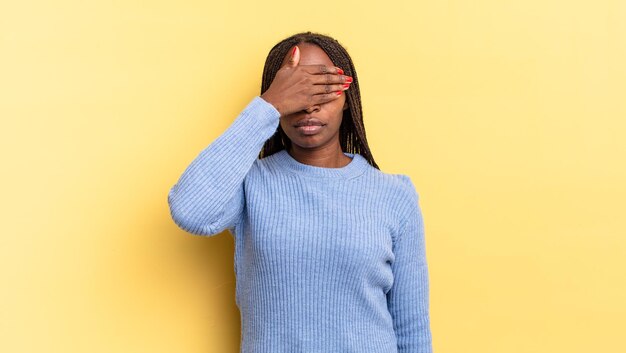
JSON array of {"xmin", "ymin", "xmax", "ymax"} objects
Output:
[
  {"xmin": 387, "ymin": 174, "xmax": 433, "ymax": 353},
  {"xmin": 167, "ymin": 96, "xmax": 281, "ymax": 236}
]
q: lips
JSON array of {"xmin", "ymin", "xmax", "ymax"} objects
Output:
[{"xmin": 294, "ymin": 118, "xmax": 325, "ymax": 127}]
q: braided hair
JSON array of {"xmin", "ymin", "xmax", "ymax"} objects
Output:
[{"xmin": 258, "ymin": 31, "xmax": 380, "ymax": 170}]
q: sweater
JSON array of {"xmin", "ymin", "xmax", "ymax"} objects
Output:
[{"xmin": 167, "ymin": 96, "xmax": 433, "ymax": 353}]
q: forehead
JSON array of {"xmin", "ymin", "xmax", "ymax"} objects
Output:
[{"xmin": 281, "ymin": 43, "xmax": 334, "ymax": 67}]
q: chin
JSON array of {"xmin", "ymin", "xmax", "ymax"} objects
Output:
[
  {"xmin": 288, "ymin": 136, "xmax": 328, "ymax": 149},
  {"xmin": 290, "ymin": 140, "xmax": 321, "ymax": 149}
]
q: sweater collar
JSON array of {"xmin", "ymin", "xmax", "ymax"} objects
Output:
[{"xmin": 272, "ymin": 149, "xmax": 369, "ymax": 179}]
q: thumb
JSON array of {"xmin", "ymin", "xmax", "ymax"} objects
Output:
[{"xmin": 288, "ymin": 45, "xmax": 300, "ymax": 67}]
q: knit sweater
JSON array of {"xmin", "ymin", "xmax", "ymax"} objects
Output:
[{"xmin": 167, "ymin": 96, "xmax": 433, "ymax": 353}]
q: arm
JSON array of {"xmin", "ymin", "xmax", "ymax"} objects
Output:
[
  {"xmin": 387, "ymin": 175, "xmax": 433, "ymax": 352},
  {"xmin": 167, "ymin": 96, "xmax": 280, "ymax": 236}
]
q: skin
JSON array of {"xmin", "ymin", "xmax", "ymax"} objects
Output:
[{"xmin": 277, "ymin": 43, "xmax": 352, "ymax": 168}]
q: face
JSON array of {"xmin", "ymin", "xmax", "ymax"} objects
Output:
[{"xmin": 278, "ymin": 43, "xmax": 349, "ymax": 150}]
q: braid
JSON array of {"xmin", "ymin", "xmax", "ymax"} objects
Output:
[{"xmin": 258, "ymin": 31, "xmax": 380, "ymax": 170}]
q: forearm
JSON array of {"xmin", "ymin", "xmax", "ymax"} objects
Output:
[{"xmin": 167, "ymin": 96, "xmax": 280, "ymax": 235}]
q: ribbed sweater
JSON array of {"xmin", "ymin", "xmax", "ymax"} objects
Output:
[{"xmin": 167, "ymin": 96, "xmax": 433, "ymax": 353}]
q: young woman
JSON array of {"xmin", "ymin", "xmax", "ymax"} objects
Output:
[{"xmin": 168, "ymin": 31, "xmax": 433, "ymax": 353}]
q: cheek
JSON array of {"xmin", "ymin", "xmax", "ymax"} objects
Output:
[
  {"xmin": 279, "ymin": 120, "xmax": 291, "ymax": 135},
  {"xmin": 328, "ymin": 102, "xmax": 346, "ymax": 126}
]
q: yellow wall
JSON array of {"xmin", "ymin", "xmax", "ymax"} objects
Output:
[{"xmin": 2, "ymin": 1, "xmax": 625, "ymax": 352}]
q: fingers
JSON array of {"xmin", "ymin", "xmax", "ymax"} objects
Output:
[
  {"xmin": 311, "ymin": 73, "xmax": 353, "ymax": 85},
  {"xmin": 312, "ymin": 91, "xmax": 344, "ymax": 105},
  {"xmin": 303, "ymin": 64, "xmax": 344, "ymax": 76},
  {"xmin": 312, "ymin": 83, "xmax": 351, "ymax": 95}
]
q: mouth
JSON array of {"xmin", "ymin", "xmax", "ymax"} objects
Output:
[
  {"xmin": 294, "ymin": 118, "xmax": 326, "ymax": 127},
  {"xmin": 295, "ymin": 124, "xmax": 325, "ymax": 135}
]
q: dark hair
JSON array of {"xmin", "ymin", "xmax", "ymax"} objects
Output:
[{"xmin": 258, "ymin": 31, "xmax": 380, "ymax": 170}]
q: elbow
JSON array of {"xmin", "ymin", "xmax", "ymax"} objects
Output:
[
  {"xmin": 167, "ymin": 190, "xmax": 196, "ymax": 234},
  {"xmin": 167, "ymin": 185, "xmax": 218, "ymax": 236}
]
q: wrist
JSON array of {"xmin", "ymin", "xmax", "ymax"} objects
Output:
[{"xmin": 260, "ymin": 93, "xmax": 282, "ymax": 117}]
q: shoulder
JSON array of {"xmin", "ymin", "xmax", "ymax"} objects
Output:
[
  {"xmin": 364, "ymin": 169, "xmax": 420, "ymax": 219},
  {"xmin": 369, "ymin": 169, "xmax": 419, "ymax": 204},
  {"xmin": 366, "ymin": 172, "xmax": 421, "ymax": 245},
  {"xmin": 245, "ymin": 151, "xmax": 287, "ymax": 181},
  {"xmin": 393, "ymin": 173, "xmax": 419, "ymax": 203},
  {"xmin": 253, "ymin": 151, "xmax": 281, "ymax": 174},
  {"xmin": 390, "ymin": 173, "xmax": 420, "ymax": 224}
]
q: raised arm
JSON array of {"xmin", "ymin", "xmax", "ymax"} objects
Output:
[
  {"xmin": 167, "ymin": 96, "xmax": 280, "ymax": 236},
  {"xmin": 387, "ymin": 175, "xmax": 433, "ymax": 353},
  {"xmin": 168, "ymin": 44, "xmax": 350, "ymax": 236}
]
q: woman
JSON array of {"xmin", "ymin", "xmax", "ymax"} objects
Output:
[{"xmin": 168, "ymin": 31, "xmax": 433, "ymax": 353}]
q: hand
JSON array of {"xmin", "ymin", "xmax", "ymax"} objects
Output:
[{"xmin": 260, "ymin": 45, "xmax": 352, "ymax": 117}]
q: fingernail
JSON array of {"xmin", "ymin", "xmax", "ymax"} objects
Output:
[
  {"xmin": 343, "ymin": 83, "xmax": 350, "ymax": 89},
  {"xmin": 345, "ymin": 76, "xmax": 353, "ymax": 83},
  {"xmin": 337, "ymin": 68, "xmax": 344, "ymax": 75},
  {"xmin": 292, "ymin": 46, "xmax": 297, "ymax": 56},
  {"xmin": 336, "ymin": 91, "xmax": 342, "ymax": 96}
]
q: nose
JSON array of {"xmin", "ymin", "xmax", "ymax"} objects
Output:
[{"xmin": 304, "ymin": 104, "xmax": 320, "ymax": 114}]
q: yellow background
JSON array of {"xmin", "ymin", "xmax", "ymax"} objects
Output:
[{"xmin": 2, "ymin": 1, "xmax": 625, "ymax": 352}]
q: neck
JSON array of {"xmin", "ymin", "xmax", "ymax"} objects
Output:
[{"xmin": 287, "ymin": 144, "xmax": 352, "ymax": 168}]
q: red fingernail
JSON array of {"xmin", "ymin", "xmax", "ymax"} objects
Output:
[
  {"xmin": 343, "ymin": 83, "xmax": 350, "ymax": 88},
  {"xmin": 336, "ymin": 91, "xmax": 342, "ymax": 96},
  {"xmin": 292, "ymin": 46, "xmax": 297, "ymax": 56},
  {"xmin": 337, "ymin": 68, "xmax": 344, "ymax": 75},
  {"xmin": 345, "ymin": 76, "xmax": 353, "ymax": 83}
]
